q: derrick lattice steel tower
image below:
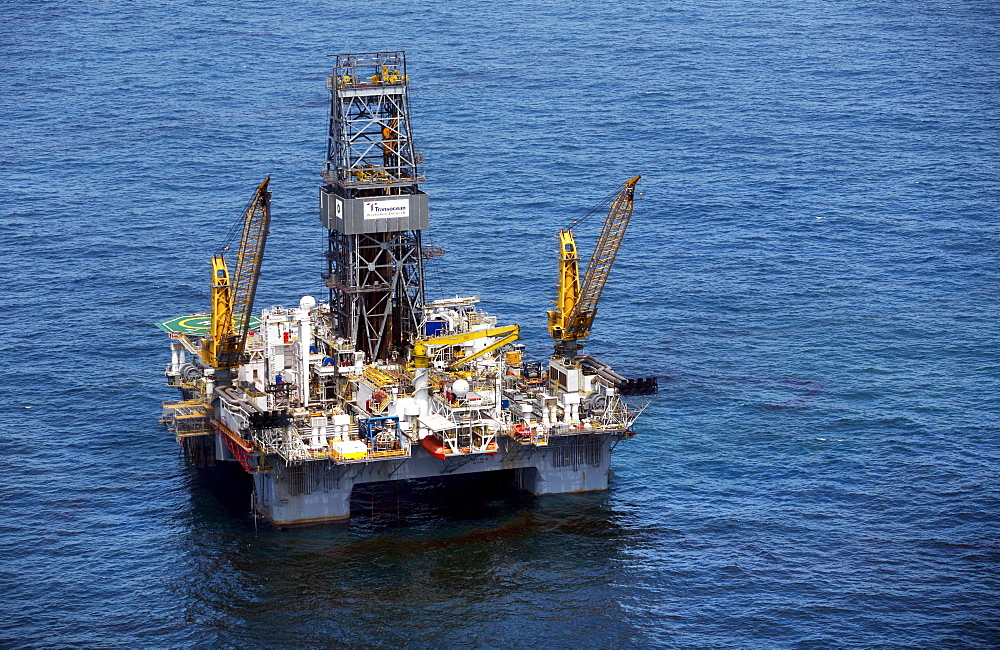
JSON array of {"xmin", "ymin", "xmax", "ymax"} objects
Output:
[{"xmin": 320, "ymin": 51, "xmax": 428, "ymax": 360}]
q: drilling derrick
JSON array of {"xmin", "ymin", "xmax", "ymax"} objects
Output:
[{"xmin": 320, "ymin": 51, "xmax": 428, "ymax": 360}]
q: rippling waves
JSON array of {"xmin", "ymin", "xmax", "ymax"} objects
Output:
[{"xmin": 2, "ymin": 0, "xmax": 998, "ymax": 647}]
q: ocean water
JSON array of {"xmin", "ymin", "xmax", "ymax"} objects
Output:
[{"xmin": 2, "ymin": 0, "xmax": 998, "ymax": 646}]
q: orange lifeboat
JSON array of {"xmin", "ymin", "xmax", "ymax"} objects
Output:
[{"xmin": 420, "ymin": 435, "xmax": 447, "ymax": 460}]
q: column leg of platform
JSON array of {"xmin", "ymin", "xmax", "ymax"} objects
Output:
[
  {"xmin": 517, "ymin": 464, "xmax": 611, "ymax": 495},
  {"xmin": 516, "ymin": 435, "xmax": 614, "ymax": 495},
  {"xmin": 253, "ymin": 469, "xmax": 355, "ymax": 526}
]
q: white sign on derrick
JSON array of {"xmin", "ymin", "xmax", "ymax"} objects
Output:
[{"xmin": 363, "ymin": 198, "xmax": 409, "ymax": 220}]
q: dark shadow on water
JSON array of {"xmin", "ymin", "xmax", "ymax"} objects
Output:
[
  {"xmin": 185, "ymin": 460, "xmax": 255, "ymax": 526},
  {"xmin": 187, "ymin": 462, "xmax": 550, "ymax": 533},
  {"xmin": 348, "ymin": 470, "xmax": 535, "ymax": 532},
  {"xmin": 177, "ymin": 462, "xmax": 646, "ymax": 645}
]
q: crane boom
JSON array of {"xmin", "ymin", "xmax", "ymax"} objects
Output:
[
  {"xmin": 203, "ymin": 177, "xmax": 272, "ymax": 371},
  {"xmin": 548, "ymin": 175, "xmax": 640, "ymax": 355},
  {"xmin": 412, "ymin": 325, "xmax": 520, "ymax": 370}
]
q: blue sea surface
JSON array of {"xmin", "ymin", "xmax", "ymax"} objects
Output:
[{"xmin": 2, "ymin": 0, "xmax": 998, "ymax": 647}]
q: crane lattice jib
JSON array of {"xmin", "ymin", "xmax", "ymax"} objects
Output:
[
  {"xmin": 218, "ymin": 177, "xmax": 271, "ymax": 368},
  {"xmin": 564, "ymin": 175, "xmax": 640, "ymax": 340}
]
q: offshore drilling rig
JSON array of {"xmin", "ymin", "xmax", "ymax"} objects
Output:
[{"xmin": 157, "ymin": 51, "xmax": 656, "ymax": 526}]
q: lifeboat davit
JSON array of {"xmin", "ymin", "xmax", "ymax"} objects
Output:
[{"xmin": 420, "ymin": 435, "xmax": 447, "ymax": 460}]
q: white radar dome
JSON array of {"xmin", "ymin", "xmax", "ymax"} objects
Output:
[
  {"xmin": 299, "ymin": 295, "xmax": 317, "ymax": 310},
  {"xmin": 452, "ymin": 379, "xmax": 470, "ymax": 397}
]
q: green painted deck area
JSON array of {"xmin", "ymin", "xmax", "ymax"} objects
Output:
[{"xmin": 156, "ymin": 314, "xmax": 262, "ymax": 336}]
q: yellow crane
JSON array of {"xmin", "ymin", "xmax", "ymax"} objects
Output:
[
  {"xmin": 412, "ymin": 325, "xmax": 520, "ymax": 372},
  {"xmin": 547, "ymin": 175, "xmax": 641, "ymax": 356},
  {"xmin": 201, "ymin": 177, "xmax": 272, "ymax": 372},
  {"xmin": 411, "ymin": 324, "xmax": 520, "ymax": 418}
]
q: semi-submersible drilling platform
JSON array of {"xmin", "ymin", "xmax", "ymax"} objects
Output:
[{"xmin": 157, "ymin": 52, "xmax": 657, "ymax": 526}]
